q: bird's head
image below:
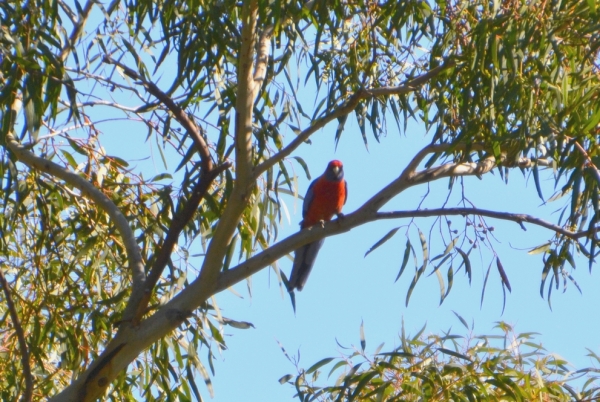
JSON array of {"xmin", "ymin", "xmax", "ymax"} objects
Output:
[{"xmin": 325, "ymin": 160, "xmax": 344, "ymax": 181}]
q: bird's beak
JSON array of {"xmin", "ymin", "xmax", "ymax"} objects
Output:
[{"xmin": 332, "ymin": 166, "xmax": 340, "ymax": 176}]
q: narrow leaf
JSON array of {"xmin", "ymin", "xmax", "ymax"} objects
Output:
[
  {"xmin": 456, "ymin": 247, "xmax": 472, "ymax": 285},
  {"xmin": 496, "ymin": 257, "xmax": 511, "ymax": 292},
  {"xmin": 306, "ymin": 357, "xmax": 335, "ymax": 374},
  {"xmin": 395, "ymin": 239, "xmax": 411, "ymax": 282},
  {"xmin": 365, "ymin": 227, "xmax": 400, "ymax": 257}
]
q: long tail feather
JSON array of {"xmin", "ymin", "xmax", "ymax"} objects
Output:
[{"xmin": 288, "ymin": 239, "xmax": 325, "ymax": 291}]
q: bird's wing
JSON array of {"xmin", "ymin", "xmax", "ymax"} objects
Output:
[{"xmin": 302, "ymin": 178, "xmax": 318, "ymax": 219}]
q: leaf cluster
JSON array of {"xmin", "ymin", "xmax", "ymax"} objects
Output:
[{"xmin": 284, "ymin": 319, "xmax": 600, "ymax": 401}]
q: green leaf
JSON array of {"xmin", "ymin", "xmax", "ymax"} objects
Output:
[
  {"xmin": 452, "ymin": 311, "xmax": 469, "ymax": 330},
  {"xmin": 395, "ymin": 239, "xmax": 411, "ymax": 282},
  {"xmin": 437, "ymin": 348, "xmax": 472, "ymax": 362},
  {"xmin": 60, "ymin": 150, "xmax": 78, "ymax": 169},
  {"xmin": 365, "ymin": 227, "xmax": 400, "ymax": 257},
  {"xmin": 496, "ymin": 257, "xmax": 511, "ymax": 292},
  {"xmin": 528, "ymin": 242, "xmax": 551, "ymax": 255},
  {"xmin": 456, "ymin": 247, "xmax": 472, "ymax": 285},
  {"xmin": 306, "ymin": 357, "xmax": 335, "ymax": 375},
  {"xmin": 150, "ymin": 173, "xmax": 173, "ymax": 182}
]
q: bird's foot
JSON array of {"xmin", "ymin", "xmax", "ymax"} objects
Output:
[{"xmin": 319, "ymin": 219, "xmax": 326, "ymax": 228}]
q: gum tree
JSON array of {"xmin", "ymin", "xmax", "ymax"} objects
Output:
[{"xmin": 0, "ymin": 0, "xmax": 599, "ymax": 400}]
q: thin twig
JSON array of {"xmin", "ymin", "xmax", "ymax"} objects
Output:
[
  {"xmin": 374, "ymin": 208, "xmax": 593, "ymax": 239},
  {"xmin": 0, "ymin": 263, "xmax": 33, "ymax": 402},
  {"xmin": 569, "ymin": 136, "xmax": 600, "ymax": 187}
]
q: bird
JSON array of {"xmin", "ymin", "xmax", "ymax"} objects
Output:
[{"xmin": 288, "ymin": 160, "xmax": 347, "ymax": 292}]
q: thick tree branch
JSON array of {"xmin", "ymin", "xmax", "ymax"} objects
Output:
[
  {"xmin": 234, "ymin": 0, "xmax": 259, "ymax": 180},
  {"xmin": 133, "ymin": 162, "xmax": 231, "ymax": 322},
  {"xmin": 254, "ymin": 26, "xmax": 273, "ymax": 88},
  {"xmin": 186, "ymin": 0, "xmax": 261, "ymax": 297},
  {"xmin": 5, "ymin": 133, "xmax": 146, "ymax": 324},
  {"xmin": 0, "ymin": 263, "xmax": 33, "ymax": 402},
  {"xmin": 218, "ymin": 153, "xmax": 555, "ymax": 290},
  {"xmin": 102, "ymin": 56, "xmax": 213, "ymax": 171},
  {"xmin": 253, "ymin": 61, "xmax": 457, "ymax": 179},
  {"xmin": 52, "ymin": 9, "xmax": 266, "ymax": 398}
]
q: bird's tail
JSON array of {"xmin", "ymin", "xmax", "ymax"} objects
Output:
[{"xmin": 288, "ymin": 239, "xmax": 325, "ymax": 292}]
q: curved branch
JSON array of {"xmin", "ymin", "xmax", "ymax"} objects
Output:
[
  {"xmin": 0, "ymin": 263, "xmax": 33, "ymax": 402},
  {"xmin": 102, "ymin": 56, "xmax": 213, "ymax": 172},
  {"xmin": 5, "ymin": 133, "xmax": 146, "ymax": 324},
  {"xmin": 253, "ymin": 61, "xmax": 457, "ymax": 179}
]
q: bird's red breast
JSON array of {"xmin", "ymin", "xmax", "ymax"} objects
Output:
[{"xmin": 301, "ymin": 160, "xmax": 347, "ymax": 228}]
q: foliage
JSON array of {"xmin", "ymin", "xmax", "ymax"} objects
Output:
[
  {"xmin": 282, "ymin": 320, "xmax": 600, "ymax": 401},
  {"xmin": 0, "ymin": 0, "xmax": 598, "ymax": 400}
]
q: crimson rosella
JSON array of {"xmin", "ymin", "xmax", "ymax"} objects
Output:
[{"xmin": 288, "ymin": 160, "xmax": 347, "ymax": 291}]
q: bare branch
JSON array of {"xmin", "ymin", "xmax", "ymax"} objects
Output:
[
  {"xmin": 0, "ymin": 263, "xmax": 33, "ymax": 402},
  {"xmin": 5, "ymin": 133, "xmax": 146, "ymax": 324},
  {"xmin": 374, "ymin": 208, "xmax": 593, "ymax": 239},
  {"xmin": 102, "ymin": 56, "xmax": 213, "ymax": 172},
  {"xmin": 253, "ymin": 61, "xmax": 457, "ymax": 179}
]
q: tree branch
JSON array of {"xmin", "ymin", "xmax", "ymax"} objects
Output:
[
  {"xmin": 254, "ymin": 26, "xmax": 273, "ymax": 88},
  {"xmin": 216, "ymin": 205, "xmax": 595, "ymax": 293},
  {"xmin": 5, "ymin": 133, "xmax": 146, "ymax": 324},
  {"xmin": 102, "ymin": 56, "xmax": 213, "ymax": 172},
  {"xmin": 0, "ymin": 263, "xmax": 33, "ymax": 402},
  {"xmin": 60, "ymin": 0, "xmax": 94, "ymax": 62},
  {"xmin": 374, "ymin": 208, "xmax": 595, "ymax": 239},
  {"xmin": 182, "ymin": 0, "xmax": 261, "ymax": 300},
  {"xmin": 234, "ymin": 0, "xmax": 259, "ymax": 180},
  {"xmin": 253, "ymin": 61, "xmax": 457, "ymax": 179},
  {"xmin": 133, "ymin": 162, "xmax": 231, "ymax": 322}
]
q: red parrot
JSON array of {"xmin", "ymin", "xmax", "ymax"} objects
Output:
[{"xmin": 288, "ymin": 160, "xmax": 347, "ymax": 291}]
